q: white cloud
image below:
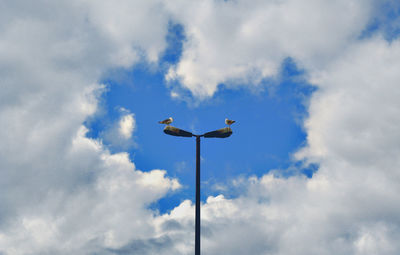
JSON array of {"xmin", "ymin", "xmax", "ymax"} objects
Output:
[
  {"xmin": 0, "ymin": 127, "xmax": 181, "ymax": 254},
  {"xmin": 102, "ymin": 108, "xmax": 137, "ymax": 149},
  {"xmin": 0, "ymin": 0, "xmax": 178, "ymax": 254},
  {"xmin": 165, "ymin": 0, "xmax": 373, "ymax": 98},
  {"xmin": 119, "ymin": 113, "xmax": 135, "ymax": 139},
  {"xmin": 297, "ymin": 36, "xmax": 400, "ymax": 167}
]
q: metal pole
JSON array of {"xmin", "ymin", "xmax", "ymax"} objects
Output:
[
  {"xmin": 163, "ymin": 126, "xmax": 232, "ymax": 254},
  {"xmin": 195, "ymin": 135, "xmax": 201, "ymax": 255}
]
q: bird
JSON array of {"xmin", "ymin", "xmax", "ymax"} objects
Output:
[
  {"xmin": 159, "ymin": 117, "xmax": 173, "ymax": 125},
  {"xmin": 225, "ymin": 118, "xmax": 236, "ymax": 127}
]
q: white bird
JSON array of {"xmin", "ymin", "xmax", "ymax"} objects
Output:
[
  {"xmin": 225, "ymin": 118, "xmax": 236, "ymax": 127},
  {"xmin": 159, "ymin": 117, "xmax": 173, "ymax": 125}
]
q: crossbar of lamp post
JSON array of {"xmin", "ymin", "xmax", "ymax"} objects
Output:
[{"xmin": 163, "ymin": 125, "xmax": 232, "ymax": 255}]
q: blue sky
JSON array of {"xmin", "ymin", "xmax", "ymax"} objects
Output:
[
  {"xmin": 2, "ymin": 1, "xmax": 400, "ymax": 254},
  {"xmin": 86, "ymin": 31, "xmax": 317, "ymax": 213}
]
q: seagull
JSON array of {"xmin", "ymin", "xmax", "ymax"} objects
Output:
[
  {"xmin": 159, "ymin": 117, "xmax": 173, "ymax": 125},
  {"xmin": 225, "ymin": 118, "xmax": 236, "ymax": 127}
]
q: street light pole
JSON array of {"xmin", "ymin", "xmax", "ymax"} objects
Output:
[
  {"xmin": 163, "ymin": 125, "xmax": 233, "ymax": 255},
  {"xmin": 195, "ymin": 135, "xmax": 201, "ymax": 255}
]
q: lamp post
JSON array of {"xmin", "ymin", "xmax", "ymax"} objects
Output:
[{"xmin": 163, "ymin": 125, "xmax": 232, "ymax": 255}]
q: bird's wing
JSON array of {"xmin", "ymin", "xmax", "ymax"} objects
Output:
[{"xmin": 159, "ymin": 118, "xmax": 169, "ymax": 124}]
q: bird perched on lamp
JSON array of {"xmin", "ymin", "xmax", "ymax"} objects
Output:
[
  {"xmin": 159, "ymin": 117, "xmax": 173, "ymax": 125},
  {"xmin": 225, "ymin": 118, "xmax": 236, "ymax": 127}
]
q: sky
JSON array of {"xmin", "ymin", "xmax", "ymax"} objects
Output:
[{"xmin": 1, "ymin": 0, "xmax": 400, "ymax": 254}]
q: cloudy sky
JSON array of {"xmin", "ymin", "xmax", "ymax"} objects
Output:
[{"xmin": 1, "ymin": 0, "xmax": 400, "ymax": 254}]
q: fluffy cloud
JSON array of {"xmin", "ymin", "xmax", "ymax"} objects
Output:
[
  {"xmin": 119, "ymin": 113, "xmax": 136, "ymax": 139},
  {"xmin": 165, "ymin": 0, "xmax": 372, "ymax": 98},
  {"xmin": 0, "ymin": 126, "xmax": 181, "ymax": 254},
  {"xmin": 0, "ymin": 0, "xmax": 179, "ymax": 254},
  {"xmin": 102, "ymin": 108, "xmax": 137, "ymax": 150}
]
